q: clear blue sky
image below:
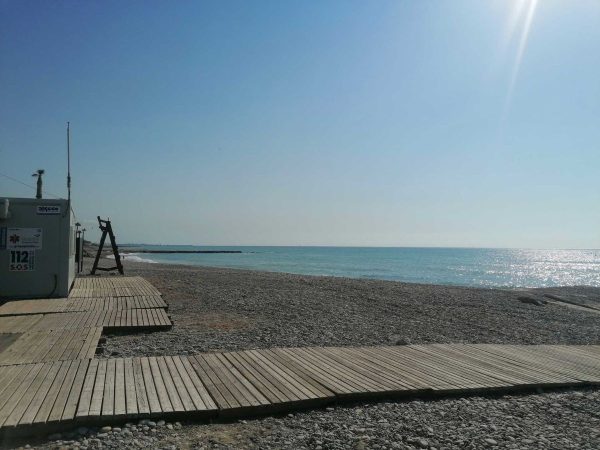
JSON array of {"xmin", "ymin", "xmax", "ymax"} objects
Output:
[{"xmin": 1, "ymin": 0, "xmax": 599, "ymax": 248}]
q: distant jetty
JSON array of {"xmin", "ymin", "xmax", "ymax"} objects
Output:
[{"xmin": 129, "ymin": 250, "xmax": 242, "ymax": 254}]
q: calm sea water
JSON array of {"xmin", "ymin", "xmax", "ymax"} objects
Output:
[{"xmin": 118, "ymin": 246, "xmax": 600, "ymax": 288}]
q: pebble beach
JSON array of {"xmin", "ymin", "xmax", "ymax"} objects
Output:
[{"xmin": 16, "ymin": 260, "xmax": 600, "ymax": 450}]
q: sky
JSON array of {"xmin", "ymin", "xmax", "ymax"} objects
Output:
[{"xmin": 1, "ymin": 0, "xmax": 599, "ymax": 248}]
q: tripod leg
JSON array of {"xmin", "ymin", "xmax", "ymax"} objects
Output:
[
  {"xmin": 107, "ymin": 223, "xmax": 124, "ymax": 275},
  {"xmin": 91, "ymin": 230, "xmax": 108, "ymax": 275}
]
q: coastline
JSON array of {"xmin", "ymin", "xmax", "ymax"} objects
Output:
[
  {"xmin": 24, "ymin": 258, "xmax": 600, "ymax": 449},
  {"xmin": 114, "ymin": 246, "xmax": 600, "ymax": 289}
]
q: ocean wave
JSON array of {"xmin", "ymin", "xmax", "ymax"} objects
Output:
[{"xmin": 107, "ymin": 253, "xmax": 157, "ymax": 264}]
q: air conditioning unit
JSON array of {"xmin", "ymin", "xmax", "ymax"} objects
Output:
[{"xmin": 0, "ymin": 198, "xmax": 76, "ymax": 299}]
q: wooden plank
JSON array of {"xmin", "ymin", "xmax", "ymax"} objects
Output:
[
  {"xmin": 3, "ymin": 362, "xmax": 53, "ymax": 427},
  {"xmin": 316, "ymin": 347, "xmax": 413, "ymax": 392},
  {"xmin": 33, "ymin": 361, "xmax": 72, "ymax": 424},
  {"xmin": 171, "ymin": 356, "xmax": 212, "ymax": 411},
  {"xmin": 473, "ymin": 345, "xmax": 586, "ymax": 383},
  {"xmin": 295, "ymin": 347, "xmax": 384, "ymax": 392},
  {"xmin": 0, "ymin": 363, "xmax": 44, "ymax": 426},
  {"xmin": 164, "ymin": 356, "xmax": 195, "ymax": 411},
  {"xmin": 345, "ymin": 347, "xmax": 434, "ymax": 390},
  {"xmin": 262, "ymin": 349, "xmax": 333, "ymax": 398},
  {"xmin": 409, "ymin": 345, "xmax": 513, "ymax": 388},
  {"xmin": 360, "ymin": 347, "xmax": 459, "ymax": 391},
  {"xmin": 140, "ymin": 357, "xmax": 162, "ymax": 414},
  {"xmin": 224, "ymin": 352, "xmax": 291, "ymax": 404},
  {"xmin": 189, "ymin": 355, "xmax": 239, "ymax": 409},
  {"xmin": 114, "ymin": 359, "xmax": 127, "ymax": 417},
  {"xmin": 156, "ymin": 357, "xmax": 185, "ymax": 412},
  {"xmin": 210, "ymin": 352, "xmax": 270, "ymax": 406},
  {"xmin": 398, "ymin": 346, "xmax": 492, "ymax": 389},
  {"xmin": 149, "ymin": 357, "xmax": 173, "ymax": 412},
  {"xmin": 76, "ymin": 359, "xmax": 99, "ymax": 418},
  {"xmin": 360, "ymin": 347, "xmax": 456, "ymax": 391},
  {"xmin": 62, "ymin": 359, "xmax": 90, "ymax": 420},
  {"xmin": 440, "ymin": 345, "xmax": 563, "ymax": 385},
  {"xmin": 382, "ymin": 347, "xmax": 481, "ymax": 390},
  {"xmin": 179, "ymin": 356, "xmax": 218, "ymax": 410},
  {"xmin": 89, "ymin": 359, "xmax": 107, "ymax": 418},
  {"xmin": 48, "ymin": 360, "xmax": 81, "ymax": 422},
  {"xmin": 124, "ymin": 358, "xmax": 138, "ymax": 416},
  {"xmin": 140, "ymin": 358, "xmax": 162, "ymax": 413},
  {"xmin": 0, "ymin": 365, "xmax": 36, "ymax": 413},
  {"xmin": 452, "ymin": 345, "xmax": 572, "ymax": 384},
  {"xmin": 256, "ymin": 349, "xmax": 328, "ymax": 399},
  {"xmin": 273, "ymin": 348, "xmax": 359, "ymax": 395},
  {"xmin": 19, "ymin": 361, "xmax": 62, "ymax": 425},
  {"xmin": 199, "ymin": 353, "xmax": 264, "ymax": 408},
  {"xmin": 101, "ymin": 359, "xmax": 116, "ymax": 417},
  {"xmin": 132, "ymin": 358, "xmax": 149, "ymax": 415}
]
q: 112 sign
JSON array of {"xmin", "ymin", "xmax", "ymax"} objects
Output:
[{"xmin": 9, "ymin": 250, "xmax": 35, "ymax": 271}]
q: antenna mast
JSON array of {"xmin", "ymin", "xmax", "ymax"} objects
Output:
[{"xmin": 67, "ymin": 121, "xmax": 71, "ymax": 202}]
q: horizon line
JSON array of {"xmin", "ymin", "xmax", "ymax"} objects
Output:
[{"xmin": 115, "ymin": 244, "xmax": 600, "ymax": 251}]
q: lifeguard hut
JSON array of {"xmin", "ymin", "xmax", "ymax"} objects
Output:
[{"xmin": 0, "ymin": 197, "xmax": 76, "ymax": 298}]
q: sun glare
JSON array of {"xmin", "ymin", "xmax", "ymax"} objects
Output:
[{"xmin": 503, "ymin": 0, "xmax": 539, "ymax": 118}]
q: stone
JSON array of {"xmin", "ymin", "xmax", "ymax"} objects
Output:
[
  {"xmin": 166, "ymin": 424, "xmax": 174, "ymax": 430},
  {"xmin": 101, "ymin": 425, "xmax": 112, "ymax": 432},
  {"xmin": 390, "ymin": 334, "xmax": 411, "ymax": 345},
  {"xmin": 157, "ymin": 420, "xmax": 166, "ymax": 426},
  {"xmin": 518, "ymin": 296, "xmax": 545, "ymax": 306},
  {"xmin": 485, "ymin": 438, "xmax": 498, "ymax": 445},
  {"xmin": 355, "ymin": 440, "xmax": 367, "ymax": 450}
]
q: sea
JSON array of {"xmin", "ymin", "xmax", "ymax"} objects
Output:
[{"xmin": 117, "ymin": 246, "xmax": 600, "ymax": 289}]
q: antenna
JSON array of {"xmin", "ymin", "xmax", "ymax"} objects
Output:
[{"xmin": 67, "ymin": 121, "xmax": 71, "ymax": 203}]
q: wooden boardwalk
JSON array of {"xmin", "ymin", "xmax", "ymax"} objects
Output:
[
  {"xmin": 0, "ymin": 328, "xmax": 102, "ymax": 366},
  {"xmin": 0, "ymin": 296, "xmax": 166, "ymax": 316},
  {"xmin": 69, "ymin": 276, "xmax": 161, "ymax": 299},
  {"xmin": 0, "ymin": 276, "xmax": 172, "ymax": 337},
  {"xmin": 0, "ymin": 344, "xmax": 598, "ymax": 436},
  {"xmin": 1, "ymin": 276, "xmax": 599, "ymax": 437},
  {"xmin": 0, "ymin": 276, "xmax": 172, "ymax": 372}
]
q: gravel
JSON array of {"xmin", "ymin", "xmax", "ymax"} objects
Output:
[
  {"xmin": 14, "ymin": 388, "xmax": 600, "ymax": 449},
  {"xmin": 6, "ymin": 260, "xmax": 600, "ymax": 449},
  {"xmin": 99, "ymin": 261, "xmax": 600, "ymax": 357}
]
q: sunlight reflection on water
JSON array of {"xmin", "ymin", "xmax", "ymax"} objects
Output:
[{"xmin": 122, "ymin": 246, "xmax": 600, "ymax": 288}]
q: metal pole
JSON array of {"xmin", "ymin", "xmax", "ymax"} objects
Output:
[
  {"xmin": 67, "ymin": 122, "xmax": 71, "ymax": 203},
  {"xmin": 75, "ymin": 230, "xmax": 81, "ymax": 273},
  {"xmin": 81, "ymin": 228, "xmax": 86, "ymax": 273}
]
